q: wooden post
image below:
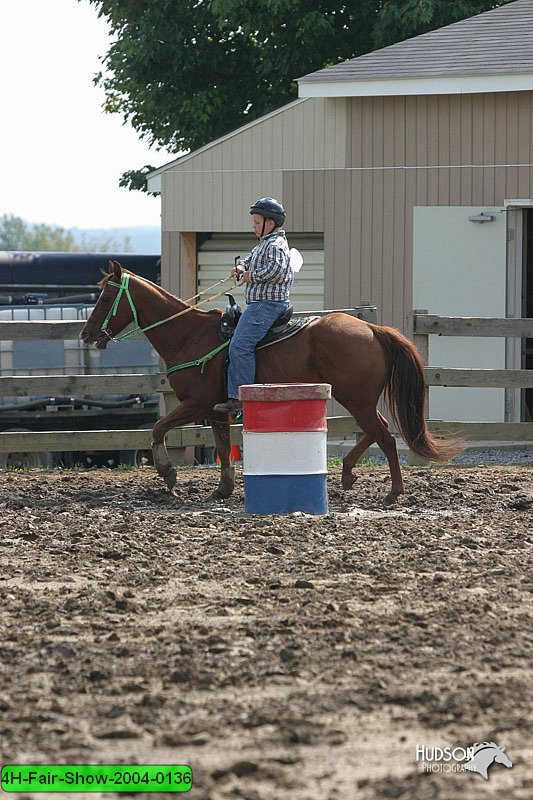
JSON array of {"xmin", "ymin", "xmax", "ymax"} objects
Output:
[
  {"xmin": 179, "ymin": 232, "xmax": 197, "ymax": 300},
  {"xmin": 160, "ymin": 232, "xmax": 198, "ymax": 466}
]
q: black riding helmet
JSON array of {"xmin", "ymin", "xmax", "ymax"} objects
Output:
[{"xmin": 249, "ymin": 197, "xmax": 286, "ymax": 228}]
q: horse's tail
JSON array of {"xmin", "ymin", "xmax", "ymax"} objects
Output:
[{"xmin": 370, "ymin": 324, "xmax": 462, "ymax": 462}]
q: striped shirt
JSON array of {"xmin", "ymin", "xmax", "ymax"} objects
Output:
[{"xmin": 241, "ymin": 229, "xmax": 293, "ymax": 303}]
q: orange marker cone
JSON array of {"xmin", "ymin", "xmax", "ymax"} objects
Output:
[
  {"xmin": 216, "ymin": 444, "xmax": 241, "ymax": 464},
  {"xmin": 230, "ymin": 444, "xmax": 242, "ymax": 462},
  {"xmin": 215, "ymin": 412, "xmax": 242, "ymax": 463}
]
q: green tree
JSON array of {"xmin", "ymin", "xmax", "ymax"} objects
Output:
[
  {"xmin": 0, "ymin": 214, "xmax": 77, "ymax": 251},
  {"xmin": 85, "ymin": 0, "xmax": 511, "ymax": 187},
  {"xmin": 0, "ymin": 214, "xmax": 132, "ymax": 252}
]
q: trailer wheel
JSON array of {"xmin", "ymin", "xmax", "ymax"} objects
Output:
[
  {"xmin": 0, "ymin": 428, "xmax": 53, "ymax": 470},
  {"xmin": 132, "ymin": 446, "xmax": 154, "ymax": 468},
  {"xmin": 119, "ymin": 423, "xmax": 154, "ymax": 468},
  {"xmin": 134, "ymin": 422, "xmax": 155, "ymax": 467}
]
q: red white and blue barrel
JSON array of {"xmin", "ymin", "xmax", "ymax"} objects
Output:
[{"xmin": 239, "ymin": 383, "xmax": 331, "ymax": 515}]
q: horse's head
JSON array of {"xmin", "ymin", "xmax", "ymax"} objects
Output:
[
  {"xmin": 464, "ymin": 742, "xmax": 512, "ymax": 780},
  {"xmin": 494, "ymin": 746, "xmax": 512, "ymax": 769},
  {"xmin": 80, "ymin": 261, "xmax": 137, "ymax": 349}
]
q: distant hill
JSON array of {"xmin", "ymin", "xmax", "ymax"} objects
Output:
[{"xmin": 71, "ymin": 225, "xmax": 161, "ymax": 254}]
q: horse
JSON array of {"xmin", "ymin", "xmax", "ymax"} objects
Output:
[
  {"xmin": 464, "ymin": 742, "xmax": 513, "ymax": 779},
  {"xmin": 79, "ymin": 261, "xmax": 460, "ymax": 503}
]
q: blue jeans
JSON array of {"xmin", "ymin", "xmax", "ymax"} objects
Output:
[{"xmin": 227, "ymin": 299, "xmax": 289, "ymax": 399}]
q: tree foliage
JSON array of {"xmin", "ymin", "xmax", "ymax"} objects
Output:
[
  {"xmin": 0, "ymin": 214, "xmax": 131, "ymax": 252},
  {"xmin": 84, "ymin": 0, "xmax": 512, "ymax": 186}
]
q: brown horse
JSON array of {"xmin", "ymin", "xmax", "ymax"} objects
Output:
[{"xmin": 80, "ymin": 261, "xmax": 459, "ymax": 503}]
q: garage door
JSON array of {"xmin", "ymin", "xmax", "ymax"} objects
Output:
[{"xmin": 197, "ymin": 233, "xmax": 324, "ymax": 313}]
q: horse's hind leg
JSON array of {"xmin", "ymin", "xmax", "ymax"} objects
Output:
[
  {"xmin": 342, "ymin": 405, "xmax": 403, "ymax": 504},
  {"xmin": 341, "ymin": 433, "xmax": 374, "ymax": 490},
  {"xmin": 341, "ymin": 411, "xmax": 389, "ymax": 490}
]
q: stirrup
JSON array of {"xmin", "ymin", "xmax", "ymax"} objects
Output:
[{"xmin": 213, "ymin": 399, "xmax": 243, "ymax": 414}]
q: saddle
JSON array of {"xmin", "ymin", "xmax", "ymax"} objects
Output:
[
  {"xmin": 219, "ymin": 294, "xmax": 242, "ymax": 340},
  {"xmin": 218, "ymin": 293, "xmax": 314, "ymax": 347}
]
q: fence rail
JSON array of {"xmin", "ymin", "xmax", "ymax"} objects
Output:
[
  {"xmin": 0, "ymin": 321, "xmax": 84, "ymax": 340},
  {"xmin": 0, "ymin": 310, "xmax": 368, "ymax": 460},
  {"xmin": 0, "ymin": 373, "xmax": 172, "ymax": 397},
  {"xmin": 411, "ymin": 314, "xmax": 533, "ymax": 339},
  {"xmin": 0, "ymin": 418, "xmax": 531, "ymax": 455},
  {"xmin": 424, "ymin": 368, "xmax": 533, "ymax": 389},
  {"xmin": 406, "ymin": 309, "xmax": 533, "ymax": 458}
]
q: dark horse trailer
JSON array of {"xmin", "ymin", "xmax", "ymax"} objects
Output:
[{"xmin": 0, "ymin": 252, "xmax": 161, "ymax": 468}]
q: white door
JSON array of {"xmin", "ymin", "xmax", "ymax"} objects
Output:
[{"xmin": 413, "ymin": 206, "xmax": 507, "ymax": 422}]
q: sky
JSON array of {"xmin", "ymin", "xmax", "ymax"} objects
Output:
[{"xmin": 0, "ymin": 0, "xmax": 174, "ymax": 231}]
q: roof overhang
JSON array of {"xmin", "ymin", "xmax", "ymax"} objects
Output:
[{"xmin": 298, "ymin": 72, "xmax": 533, "ymax": 98}]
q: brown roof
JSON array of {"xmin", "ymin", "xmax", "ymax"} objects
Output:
[{"xmin": 299, "ymin": 0, "xmax": 533, "ymax": 83}]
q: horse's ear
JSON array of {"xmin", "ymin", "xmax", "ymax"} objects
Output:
[
  {"xmin": 99, "ymin": 262, "xmax": 114, "ymax": 285},
  {"xmin": 110, "ymin": 260, "xmax": 122, "ymax": 281}
]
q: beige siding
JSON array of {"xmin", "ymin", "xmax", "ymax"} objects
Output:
[
  {"xmin": 160, "ymin": 89, "xmax": 533, "ymax": 334},
  {"xmin": 282, "ymin": 92, "xmax": 533, "ymax": 330},
  {"xmin": 161, "ymin": 98, "xmax": 347, "ymax": 233},
  {"xmin": 319, "ymin": 91, "xmax": 533, "ymax": 329}
]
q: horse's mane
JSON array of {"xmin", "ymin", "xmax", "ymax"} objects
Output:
[
  {"xmin": 98, "ymin": 262, "xmax": 220, "ymax": 315},
  {"xmin": 465, "ymin": 742, "xmax": 501, "ymax": 763}
]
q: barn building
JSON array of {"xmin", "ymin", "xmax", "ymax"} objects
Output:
[{"xmin": 148, "ymin": 0, "xmax": 533, "ymax": 424}]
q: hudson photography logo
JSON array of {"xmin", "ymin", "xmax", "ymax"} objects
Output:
[{"xmin": 416, "ymin": 741, "xmax": 513, "ymax": 779}]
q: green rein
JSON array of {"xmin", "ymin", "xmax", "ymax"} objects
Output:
[{"xmin": 102, "ymin": 273, "xmax": 230, "ymax": 376}]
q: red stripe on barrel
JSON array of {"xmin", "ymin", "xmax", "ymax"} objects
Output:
[{"xmin": 243, "ymin": 399, "xmax": 327, "ymax": 432}]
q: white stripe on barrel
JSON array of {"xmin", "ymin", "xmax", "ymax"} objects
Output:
[{"xmin": 239, "ymin": 383, "xmax": 331, "ymax": 515}]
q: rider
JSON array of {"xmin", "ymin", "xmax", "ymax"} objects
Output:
[{"xmin": 213, "ymin": 197, "xmax": 293, "ymax": 413}]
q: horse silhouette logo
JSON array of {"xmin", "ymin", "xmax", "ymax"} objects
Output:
[{"xmin": 464, "ymin": 742, "xmax": 513, "ymax": 779}]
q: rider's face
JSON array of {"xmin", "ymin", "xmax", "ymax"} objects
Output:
[{"xmin": 251, "ymin": 214, "xmax": 275, "ymax": 238}]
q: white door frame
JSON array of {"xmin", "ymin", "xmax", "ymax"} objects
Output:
[{"xmin": 505, "ymin": 201, "xmax": 530, "ymax": 421}]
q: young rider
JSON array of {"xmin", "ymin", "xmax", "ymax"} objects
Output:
[{"xmin": 213, "ymin": 197, "xmax": 293, "ymax": 413}]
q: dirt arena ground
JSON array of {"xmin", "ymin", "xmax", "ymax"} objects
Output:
[{"xmin": 0, "ymin": 464, "xmax": 532, "ymax": 800}]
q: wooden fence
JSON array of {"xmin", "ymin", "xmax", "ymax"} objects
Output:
[
  {"xmin": 0, "ymin": 311, "xmax": 368, "ymax": 462},
  {"xmin": 406, "ymin": 309, "xmax": 533, "ymax": 449},
  {"xmin": 0, "ymin": 310, "xmax": 532, "ymax": 463}
]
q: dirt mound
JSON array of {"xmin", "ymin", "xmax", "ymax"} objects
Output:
[{"xmin": 0, "ymin": 465, "xmax": 531, "ymax": 799}]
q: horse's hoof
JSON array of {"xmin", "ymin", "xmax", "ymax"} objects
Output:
[
  {"xmin": 163, "ymin": 469, "xmax": 177, "ymax": 491},
  {"xmin": 213, "ymin": 466, "xmax": 235, "ymax": 500},
  {"xmin": 208, "ymin": 487, "xmax": 233, "ymax": 501},
  {"xmin": 383, "ymin": 491, "xmax": 400, "ymax": 506},
  {"xmin": 341, "ymin": 470, "xmax": 356, "ymax": 490}
]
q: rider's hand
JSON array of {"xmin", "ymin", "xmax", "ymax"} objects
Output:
[{"xmin": 232, "ymin": 265, "xmax": 250, "ymax": 284}]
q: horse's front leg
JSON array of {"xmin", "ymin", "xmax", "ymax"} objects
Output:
[
  {"xmin": 151, "ymin": 401, "xmax": 203, "ymax": 491},
  {"xmin": 207, "ymin": 413, "xmax": 235, "ymax": 500}
]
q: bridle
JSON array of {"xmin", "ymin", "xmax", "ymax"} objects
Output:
[
  {"xmin": 101, "ymin": 273, "xmax": 139, "ymax": 342},
  {"xmin": 99, "ymin": 271, "xmax": 233, "ymax": 344}
]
